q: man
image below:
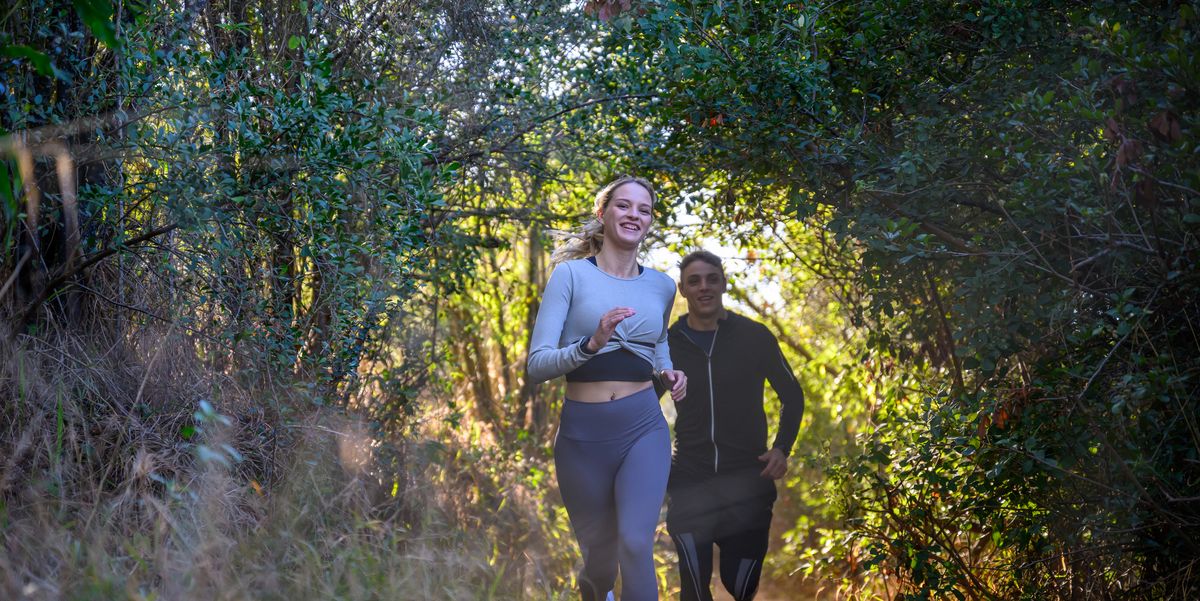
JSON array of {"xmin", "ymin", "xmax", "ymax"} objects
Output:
[{"xmin": 665, "ymin": 250, "xmax": 805, "ymax": 601}]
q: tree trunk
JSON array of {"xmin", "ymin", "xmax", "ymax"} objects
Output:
[{"xmin": 520, "ymin": 220, "xmax": 548, "ymax": 437}]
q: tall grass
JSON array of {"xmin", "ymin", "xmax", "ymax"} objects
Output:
[{"xmin": 0, "ymin": 324, "xmax": 563, "ymax": 601}]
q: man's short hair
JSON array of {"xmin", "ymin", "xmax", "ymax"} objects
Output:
[{"xmin": 679, "ymin": 250, "xmax": 725, "ymax": 277}]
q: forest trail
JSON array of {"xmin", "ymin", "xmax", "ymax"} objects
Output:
[{"xmin": 4, "ymin": 2, "xmax": 1193, "ymax": 600}]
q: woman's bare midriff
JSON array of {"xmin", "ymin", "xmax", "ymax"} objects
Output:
[{"xmin": 566, "ymin": 380, "xmax": 654, "ymax": 403}]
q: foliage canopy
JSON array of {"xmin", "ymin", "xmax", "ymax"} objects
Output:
[{"xmin": 2, "ymin": 0, "xmax": 1198, "ymax": 598}]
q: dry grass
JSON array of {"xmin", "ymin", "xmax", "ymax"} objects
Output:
[{"xmin": 0, "ymin": 324, "xmax": 553, "ymax": 601}]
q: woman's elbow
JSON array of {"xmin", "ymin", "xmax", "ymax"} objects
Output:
[{"xmin": 525, "ymin": 353, "xmax": 551, "ymax": 384}]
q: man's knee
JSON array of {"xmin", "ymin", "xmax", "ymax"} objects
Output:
[
  {"xmin": 720, "ymin": 566, "xmax": 760, "ymax": 601},
  {"xmin": 719, "ymin": 555, "xmax": 764, "ymax": 601}
]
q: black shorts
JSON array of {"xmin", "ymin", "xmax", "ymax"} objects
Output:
[{"xmin": 666, "ymin": 468, "xmax": 777, "ymax": 539}]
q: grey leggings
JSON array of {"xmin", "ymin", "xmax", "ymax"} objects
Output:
[{"xmin": 555, "ymin": 386, "xmax": 671, "ymax": 601}]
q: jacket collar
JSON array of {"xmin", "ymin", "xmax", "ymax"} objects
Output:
[{"xmin": 670, "ymin": 310, "xmax": 739, "ymax": 335}]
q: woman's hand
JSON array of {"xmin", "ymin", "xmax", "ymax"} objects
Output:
[
  {"xmin": 587, "ymin": 307, "xmax": 636, "ymax": 352},
  {"xmin": 660, "ymin": 369, "xmax": 688, "ymax": 402}
]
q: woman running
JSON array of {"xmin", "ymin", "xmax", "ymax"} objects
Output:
[{"xmin": 527, "ymin": 175, "xmax": 688, "ymax": 601}]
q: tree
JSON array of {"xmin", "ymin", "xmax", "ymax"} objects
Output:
[{"xmin": 583, "ymin": 0, "xmax": 1200, "ymax": 597}]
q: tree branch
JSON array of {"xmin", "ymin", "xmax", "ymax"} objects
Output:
[
  {"xmin": 16, "ymin": 224, "xmax": 179, "ymax": 326},
  {"xmin": 872, "ymin": 192, "xmax": 976, "ymax": 255},
  {"xmin": 432, "ymin": 94, "xmax": 657, "ymax": 166}
]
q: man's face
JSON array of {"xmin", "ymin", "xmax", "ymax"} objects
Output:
[{"xmin": 679, "ymin": 260, "xmax": 726, "ymax": 319}]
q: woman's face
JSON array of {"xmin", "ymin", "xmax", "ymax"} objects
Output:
[{"xmin": 599, "ymin": 182, "xmax": 654, "ymax": 249}]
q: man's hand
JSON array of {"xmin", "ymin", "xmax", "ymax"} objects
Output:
[
  {"xmin": 660, "ymin": 369, "xmax": 688, "ymax": 402},
  {"xmin": 757, "ymin": 447, "xmax": 788, "ymax": 480}
]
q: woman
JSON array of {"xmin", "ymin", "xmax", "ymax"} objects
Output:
[{"xmin": 527, "ymin": 175, "xmax": 687, "ymax": 601}]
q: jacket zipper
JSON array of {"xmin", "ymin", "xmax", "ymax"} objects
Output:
[
  {"xmin": 681, "ymin": 324, "xmax": 721, "ymax": 473},
  {"xmin": 707, "ymin": 328, "xmax": 719, "ymax": 473}
]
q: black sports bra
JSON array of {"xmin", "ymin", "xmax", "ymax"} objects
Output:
[{"xmin": 566, "ymin": 343, "xmax": 655, "ymax": 382}]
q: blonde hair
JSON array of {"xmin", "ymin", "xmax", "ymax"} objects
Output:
[{"xmin": 550, "ymin": 175, "xmax": 657, "ymax": 265}]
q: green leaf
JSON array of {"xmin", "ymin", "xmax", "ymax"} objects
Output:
[
  {"xmin": 0, "ymin": 45, "xmax": 59, "ymax": 79},
  {"xmin": 288, "ymin": 35, "xmax": 302, "ymax": 50},
  {"xmin": 72, "ymin": 0, "xmax": 119, "ymax": 49}
]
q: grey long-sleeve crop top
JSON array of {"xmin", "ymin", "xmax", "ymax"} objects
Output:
[{"xmin": 526, "ymin": 258, "xmax": 676, "ymax": 384}]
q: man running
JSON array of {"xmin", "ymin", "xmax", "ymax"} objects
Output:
[{"xmin": 665, "ymin": 250, "xmax": 805, "ymax": 601}]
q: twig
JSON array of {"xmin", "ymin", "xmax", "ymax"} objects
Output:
[
  {"xmin": 16, "ymin": 224, "xmax": 179, "ymax": 326},
  {"xmin": 1079, "ymin": 284, "xmax": 1162, "ymax": 399},
  {"xmin": 872, "ymin": 193, "xmax": 976, "ymax": 254},
  {"xmin": 0, "ymin": 249, "xmax": 32, "ymax": 300},
  {"xmin": 433, "ymin": 94, "xmax": 656, "ymax": 165},
  {"xmin": 50, "ymin": 224, "xmax": 179, "ymax": 290}
]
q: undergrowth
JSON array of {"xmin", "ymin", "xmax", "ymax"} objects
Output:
[{"xmin": 0, "ymin": 323, "xmax": 568, "ymax": 601}]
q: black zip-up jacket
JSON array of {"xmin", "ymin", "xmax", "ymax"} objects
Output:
[{"xmin": 667, "ymin": 311, "xmax": 805, "ymax": 478}]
